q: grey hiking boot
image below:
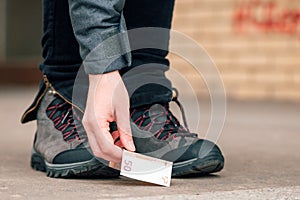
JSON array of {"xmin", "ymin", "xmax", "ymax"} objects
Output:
[
  {"xmin": 127, "ymin": 91, "xmax": 225, "ymax": 177},
  {"xmin": 30, "ymin": 88, "xmax": 119, "ymax": 178}
]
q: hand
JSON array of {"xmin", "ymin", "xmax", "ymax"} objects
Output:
[{"xmin": 82, "ymin": 71, "xmax": 135, "ymax": 163}]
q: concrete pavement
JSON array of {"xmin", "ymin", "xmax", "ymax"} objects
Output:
[{"xmin": 0, "ymin": 86, "xmax": 299, "ymax": 199}]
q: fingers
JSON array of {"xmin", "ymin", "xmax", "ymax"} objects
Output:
[
  {"xmin": 83, "ymin": 115, "xmax": 123, "ymax": 163},
  {"xmin": 93, "ymin": 127, "xmax": 123, "ymax": 163},
  {"xmin": 111, "ymin": 130, "xmax": 124, "ymax": 148},
  {"xmin": 83, "ymin": 72, "xmax": 134, "ymax": 163},
  {"xmin": 111, "ymin": 130, "xmax": 120, "ymax": 141}
]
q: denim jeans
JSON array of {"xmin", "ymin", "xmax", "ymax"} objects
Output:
[{"xmin": 22, "ymin": 0, "xmax": 175, "ymax": 123}]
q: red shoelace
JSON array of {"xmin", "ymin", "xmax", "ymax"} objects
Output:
[{"xmin": 46, "ymin": 98, "xmax": 81, "ymax": 142}]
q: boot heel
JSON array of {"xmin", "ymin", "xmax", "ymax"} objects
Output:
[{"xmin": 31, "ymin": 150, "xmax": 46, "ymax": 172}]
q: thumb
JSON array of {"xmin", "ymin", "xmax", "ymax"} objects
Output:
[
  {"xmin": 119, "ymin": 127, "xmax": 135, "ymax": 152},
  {"xmin": 115, "ymin": 109, "xmax": 135, "ymax": 152}
]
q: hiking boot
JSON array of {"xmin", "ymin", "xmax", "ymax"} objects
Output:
[
  {"xmin": 30, "ymin": 88, "xmax": 119, "ymax": 178},
  {"xmin": 128, "ymin": 90, "xmax": 224, "ymax": 177}
]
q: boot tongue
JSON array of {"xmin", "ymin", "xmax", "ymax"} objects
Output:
[{"xmin": 147, "ymin": 104, "xmax": 168, "ymax": 135}]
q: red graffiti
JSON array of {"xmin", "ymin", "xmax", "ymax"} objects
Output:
[{"xmin": 233, "ymin": 0, "xmax": 300, "ymax": 40}]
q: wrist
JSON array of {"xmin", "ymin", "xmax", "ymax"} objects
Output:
[{"xmin": 89, "ymin": 70, "xmax": 120, "ymax": 82}]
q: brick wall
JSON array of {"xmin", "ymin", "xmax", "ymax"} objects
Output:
[{"xmin": 170, "ymin": 0, "xmax": 300, "ymax": 101}]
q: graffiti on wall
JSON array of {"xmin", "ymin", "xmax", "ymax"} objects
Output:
[{"xmin": 233, "ymin": 0, "xmax": 300, "ymax": 40}]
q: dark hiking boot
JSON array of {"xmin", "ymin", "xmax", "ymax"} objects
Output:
[
  {"xmin": 127, "ymin": 90, "xmax": 225, "ymax": 177},
  {"xmin": 30, "ymin": 88, "xmax": 119, "ymax": 178}
]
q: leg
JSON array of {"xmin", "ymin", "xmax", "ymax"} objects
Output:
[
  {"xmin": 121, "ymin": 0, "xmax": 225, "ymax": 176},
  {"xmin": 122, "ymin": 0, "xmax": 175, "ymax": 108},
  {"xmin": 22, "ymin": 0, "xmax": 118, "ymax": 178},
  {"xmin": 40, "ymin": 0, "xmax": 82, "ymax": 101},
  {"xmin": 22, "ymin": 0, "xmax": 84, "ymax": 123}
]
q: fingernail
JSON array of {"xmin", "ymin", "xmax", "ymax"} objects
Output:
[{"xmin": 127, "ymin": 141, "xmax": 135, "ymax": 151}]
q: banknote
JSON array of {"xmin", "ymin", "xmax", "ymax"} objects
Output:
[{"xmin": 110, "ymin": 150, "xmax": 173, "ymax": 187}]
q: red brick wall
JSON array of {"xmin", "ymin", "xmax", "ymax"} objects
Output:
[{"xmin": 170, "ymin": 0, "xmax": 300, "ymax": 101}]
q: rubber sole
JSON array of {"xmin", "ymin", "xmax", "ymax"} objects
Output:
[
  {"xmin": 31, "ymin": 150, "xmax": 119, "ymax": 178},
  {"xmin": 172, "ymin": 149, "xmax": 224, "ymax": 177},
  {"xmin": 31, "ymin": 148, "xmax": 224, "ymax": 178}
]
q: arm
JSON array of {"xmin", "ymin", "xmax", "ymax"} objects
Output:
[
  {"xmin": 68, "ymin": 0, "xmax": 131, "ymax": 74},
  {"xmin": 68, "ymin": 0, "xmax": 135, "ymax": 163}
]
